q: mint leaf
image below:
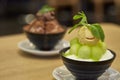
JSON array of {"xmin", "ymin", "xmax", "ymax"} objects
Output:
[
  {"xmin": 88, "ymin": 24, "xmax": 105, "ymax": 42},
  {"xmin": 80, "ymin": 17, "xmax": 87, "ymax": 25},
  {"xmin": 92, "ymin": 24, "xmax": 105, "ymax": 41},
  {"xmin": 73, "ymin": 15, "xmax": 82, "ymax": 20},
  {"xmin": 78, "ymin": 11, "xmax": 88, "ymax": 24},
  {"xmin": 38, "ymin": 5, "xmax": 55, "ymax": 14},
  {"xmin": 88, "ymin": 25, "xmax": 101, "ymax": 40},
  {"xmin": 69, "ymin": 11, "xmax": 88, "ymax": 33}
]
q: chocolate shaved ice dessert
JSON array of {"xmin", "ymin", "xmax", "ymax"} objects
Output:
[
  {"xmin": 23, "ymin": 5, "xmax": 66, "ymax": 50},
  {"xmin": 24, "ymin": 7, "xmax": 65, "ymax": 34}
]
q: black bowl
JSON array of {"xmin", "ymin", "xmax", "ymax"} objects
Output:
[
  {"xmin": 60, "ymin": 47, "xmax": 116, "ymax": 80},
  {"xmin": 24, "ymin": 30, "xmax": 66, "ymax": 50}
]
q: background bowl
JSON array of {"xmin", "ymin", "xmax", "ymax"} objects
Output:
[
  {"xmin": 60, "ymin": 47, "xmax": 116, "ymax": 80},
  {"xmin": 24, "ymin": 29, "xmax": 66, "ymax": 50}
]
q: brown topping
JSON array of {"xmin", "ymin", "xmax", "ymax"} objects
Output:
[
  {"xmin": 36, "ymin": 11, "xmax": 55, "ymax": 21},
  {"xmin": 23, "ymin": 11, "xmax": 65, "ymax": 34}
]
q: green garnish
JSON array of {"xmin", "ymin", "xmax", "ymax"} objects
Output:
[
  {"xmin": 38, "ymin": 5, "xmax": 55, "ymax": 14},
  {"xmin": 69, "ymin": 11, "xmax": 105, "ymax": 42}
]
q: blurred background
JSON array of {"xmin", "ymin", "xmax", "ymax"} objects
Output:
[{"xmin": 0, "ymin": 0, "xmax": 120, "ymax": 36}]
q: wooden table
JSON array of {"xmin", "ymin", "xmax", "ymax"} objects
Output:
[{"xmin": 0, "ymin": 23, "xmax": 120, "ymax": 80}]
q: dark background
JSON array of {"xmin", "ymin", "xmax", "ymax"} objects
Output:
[{"xmin": 0, "ymin": 0, "xmax": 118, "ymax": 36}]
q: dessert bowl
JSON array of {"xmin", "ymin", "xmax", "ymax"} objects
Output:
[
  {"xmin": 60, "ymin": 47, "xmax": 116, "ymax": 80},
  {"xmin": 23, "ymin": 5, "xmax": 66, "ymax": 50},
  {"xmin": 58, "ymin": 11, "xmax": 116, "ymax": 80},
  {"xmin": 23, "ymin": 27, "xmax": 65, "ymax": 50}
]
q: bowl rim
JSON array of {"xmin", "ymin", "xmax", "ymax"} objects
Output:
[{"xmin": 60, "ymin": 47, "xmax": 116, "ymax": 65}]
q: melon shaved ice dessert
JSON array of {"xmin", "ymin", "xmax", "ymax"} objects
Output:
[
  {"xmin": 59, "ymin": 11, "xmax": 116, "ymax": 80},
  {"xmin": 64, "ymin": 12, "xmax": 113, "ymax": 61}
]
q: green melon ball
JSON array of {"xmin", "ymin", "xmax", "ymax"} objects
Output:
[
  {"xmin": 78, "ymin": 45, "xmax": 91, "ymax": 59},
  {"xmin": 97, "ymin": 41, "xmax": 107, "ymax": 53},
  {"xmin": 91, "ymin": 46, "xmax": 104, "ymax": 61},
  {"xmin": 69, "ymin": 43, "xmax": 81, "ymax": 55},
  {"xmin": 70, "ymin": 37, "xmax": 81, "ymax": 46}
]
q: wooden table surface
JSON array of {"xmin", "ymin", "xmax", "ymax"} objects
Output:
[{"xmin": 0, "ymin": 23, "xmax": 120, "ymax": 80}]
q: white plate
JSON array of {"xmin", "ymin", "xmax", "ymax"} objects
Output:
[
  {"xmin": 18, "ymin": 39, "xmax": 70, "ymax": 56},
  {"xmin": 52, "ymin": 66, "xmax": 120, "ymax": 80}
]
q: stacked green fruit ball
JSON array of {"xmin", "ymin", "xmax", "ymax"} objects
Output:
[{"xmin": 65, "ymin": 37, "xmax": 106, "ymax": 61}]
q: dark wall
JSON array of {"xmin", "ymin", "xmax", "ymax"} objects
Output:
[
  {"xmin": 0, "ymin": 0, "xmax": 46, "ymax": 36},
  {"xmin": 0, "ymin": 0, "xmax": 118, "ymax": 36}
]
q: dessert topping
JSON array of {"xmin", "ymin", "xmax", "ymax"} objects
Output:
[
  {"xmin": 24, "ymin": 5, "xmax": 65, "ymax": 34},
  {"xmin": 64, "ymin": 12, "xmax": 106, "ymax": 61},
  {"xmin": 69, "ymin": 12, "xmax": 105, "ymax": 43}
]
